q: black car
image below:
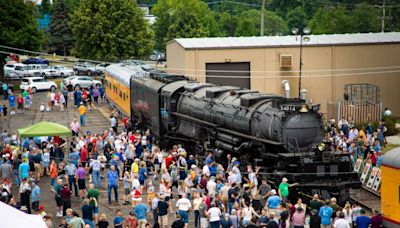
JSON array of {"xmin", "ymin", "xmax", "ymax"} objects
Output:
[
  {"xmin": 0, "ymin": 81, "xmax": 14, "ymax": 95},
  {"xmin": 22, "ymin": 58, "xmax": 49, "ymax": 65}
]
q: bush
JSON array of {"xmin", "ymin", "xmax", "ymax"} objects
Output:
[{"xmin": 382, "ymin": 116, "xmax": 400, "ymax": 136}]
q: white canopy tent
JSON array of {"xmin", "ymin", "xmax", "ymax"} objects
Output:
[{"xmin": 0, "ymin": 201, "xmax": 47, "ymax": 227}]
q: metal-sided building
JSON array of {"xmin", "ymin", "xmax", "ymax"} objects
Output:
[{"xmin": 166, "ymin": 32, "xmax": 400, "ymax": 120}]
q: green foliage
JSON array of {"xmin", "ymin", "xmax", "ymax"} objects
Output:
[
  {"xmin": 40, "ymin": 0, "xmax": 52, "ymax": 14},
  {"xmin": 236, "ymin": 9, "xmax": 288, "ymax": 36},
  {"xmin": 70, "ymin": 0, "xmax": 154, "ymax": 61},
  {"xmin": 48, "ymin": 0, "xmax": 74, "ymax": 56},
  {"xmin": 153, "ymin": 0, "xmax": 216, "ymax": 50},
  {"xmin": 0, "ymin": 0, "xmax": 43, "ymax": 51},
  {"xmin": 351, "ymin": 3, "xmax": 380, "ymax": 33},
  {"xmin": 382, "ymin": 116, "xmax": 400, "ymax": 136},
  {"xmin": 286, "ymin": 7, "xmax": 308, "ymax": 31},
  {"xmin": 309, "ymin": 7, "xmax": 354, "ymax": 34}
]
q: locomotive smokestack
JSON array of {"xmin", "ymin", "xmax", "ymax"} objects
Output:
[{"xmin": 281, "ymin": 80, "xmax": 290, "ymax": 98}]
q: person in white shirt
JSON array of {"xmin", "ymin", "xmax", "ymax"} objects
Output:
[
  {"xmin": 202, "ymin": 164, "xmax": 210, "ymax": 177},
  {"xmin": 334, "ymin": 212, "xmax": 350, "ymax": 228},
  {"xmin": 383, "ymin": 107, "xmax": 392, "ymax": 116},
  {"xmin": 206, "ymin": 203, "xmax": 221, "ymax": 227},
  {"xmin": 176, "ymin": 193, "xmax": 191, "ymax": 227},
  {"xmin": 207, "ymin": 176, "xmax": 217, "ymax": 197},
  {"xmin": 90, "ymin": 158, "xmax": 102, "ymax": 188}
]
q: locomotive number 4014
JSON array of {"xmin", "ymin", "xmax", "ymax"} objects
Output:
[{"xmin": 280, "ymin": 105, "xmax": 296, "ymax": 112}]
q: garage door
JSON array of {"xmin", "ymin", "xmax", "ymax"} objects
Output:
[{"xmin": 206, "ymin": 62, "xmax": 250, "ymax": 89}]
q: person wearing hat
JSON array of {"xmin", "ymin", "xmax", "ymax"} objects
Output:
[
  {"xmin": 19, "ymin": 178, "xmax": 31, "ymax": 214},
  {"xmin": 123, "ymin": 211, "xmax": 138, "ymax": 227},
  {"xmin": 78, "ymin": 102, "xmax": 87, "ymax": 126},
  {"xmin": 355, "ymin": 209, "xmax": 371, "ymax": 228}
]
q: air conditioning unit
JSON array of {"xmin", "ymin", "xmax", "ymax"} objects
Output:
[{"xmin": 280, "ymin": 54, "xmax": 293, "ymax": 68}]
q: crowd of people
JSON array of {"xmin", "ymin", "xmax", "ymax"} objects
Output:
[
  {"xmin": 326, "ymin": 116, "xmax": 389, "ymax": 168},
  {"xmin": 0, "ymin": 120, "xmax": 385, "ymax": 228},
  {"xmin": 0, "ymin": 82, "xmax": 390, "ymax": 228}
]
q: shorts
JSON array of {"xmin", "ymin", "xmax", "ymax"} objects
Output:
[
  {"xmin": 34, "ymin": 163, "xmax": 42, "ymax": 174},
  {"xmin": 78, "ymin": 179, "xmax": 86, "ymax": 189},
  {"xmin": 9, "ymin": 102, "xmax": 15, "ymax": 108},
  {"xmin": 179, "ymin": 210, "xmax": 189, "ymax": 224},
  {"xmin": 18, "ymin": 103, "xmax": 23, "ymax": 109},
  {"xmin": 165, "ymin": 196, "xmax": 170, "ymax": 202},
  {"xmin": 91, "ymin": 205, "xmax": 99, "ymax": 214},
  {"xmin": 124, "ymin": 188, "xmax": 130, "ymax": 195},
  {"xmin": 43, "ymin": 162, "xmax": 49, "ymax": 168},
  {"xmin": 55, "ymin": 196, "xmax": 62, "ymax": 207},
  {"xmin": 200, "ymin": 218, "xmax": 209, "ymax": 228},
  {"xmin": 159, "ymin": 215, "xmax": 168, "ymax": 226},
  {"xmin": 139, "ymin": 178, "xmax": 145, "ymax": 185}
]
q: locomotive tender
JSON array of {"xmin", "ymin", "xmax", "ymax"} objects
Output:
[{"xmin": 106, "ymin": 63, "xmax": 361, "ymax": 203}]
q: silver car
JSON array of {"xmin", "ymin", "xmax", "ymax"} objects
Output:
[{"xmin": 63, "ymin": 76, "xmax": 102, "ymax": 89}]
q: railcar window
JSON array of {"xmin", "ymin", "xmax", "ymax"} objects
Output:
[{"xmin": 119, "ymin": 91, "xmax": 122, "ymax": 98}]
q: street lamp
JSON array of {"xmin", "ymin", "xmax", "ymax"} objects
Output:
[{"xmin": 292, "ymin": 27, "xmax": 311, "ymax": 98}]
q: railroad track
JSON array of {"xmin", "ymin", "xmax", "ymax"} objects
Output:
[{"xmin": 349, "ymin": 185, "xmax": 381, "ymax": 211}]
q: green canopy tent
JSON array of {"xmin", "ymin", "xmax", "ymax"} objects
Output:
[{"xmin": 18, "ymin": 121, "xmax": 72, "ymax": 137}]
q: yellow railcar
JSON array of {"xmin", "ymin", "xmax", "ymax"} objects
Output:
[
  {"xmin": 104, "ymin": 67, "xmax": 131, "ymax": 116},
  {"xmin": 381, "ymin": 146, "xmax": 400, "ymax": 228}
]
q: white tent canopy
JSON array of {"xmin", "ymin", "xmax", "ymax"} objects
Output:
[{"xmin": 0, "ymin": 201, "xmax": 47, "ymax": 227}]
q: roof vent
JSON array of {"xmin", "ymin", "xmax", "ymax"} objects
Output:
[{"xmin": 280, "ymin": 54, "xmax": 293, "ymax": 68}]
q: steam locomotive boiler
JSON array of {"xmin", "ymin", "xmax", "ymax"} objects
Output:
[{"xmin": 106, "ymin": 63, "xmax": 360, "ymax": 204}]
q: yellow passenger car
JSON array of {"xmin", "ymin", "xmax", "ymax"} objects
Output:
[
  {"xmin": 104, "ymin": 63, "xmax": 149, "ymax": 117},
  {"xmin": 381, "ymin": 146, "xmax": 400, "ymax": 227}
]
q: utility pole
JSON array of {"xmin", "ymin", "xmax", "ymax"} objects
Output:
[
  {"xmin": 260, "ymin": 0, "xmax": 265, "ymax": 36},
  {"xmin": 381, "ymin": 0, "xmax": 386, "ymax": 32}
]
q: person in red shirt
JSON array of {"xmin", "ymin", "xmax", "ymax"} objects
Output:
[
  {"xmin": 61, "ymin": 184, "xmax": 71, "ymax": 216},
  {"xmin": 80, "ymin": 145, "xmax": 89, "ymax": 167},
  {"xmin": 165, "ymin": 153, "xmax": 173, "ymax": 170},
  {"xmin": 17, "ymin": 95, "xmax": 24, "ymax": 113}
]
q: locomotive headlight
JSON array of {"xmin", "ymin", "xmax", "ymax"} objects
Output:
[{"xmin": 317, "ymin": 142, "xmax": 326, "ymax": 152}]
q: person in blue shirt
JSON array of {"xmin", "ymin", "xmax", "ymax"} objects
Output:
[
  {"xmin": 31, "ymin": 181, "xmax": 41, "ymax": 211},
  {"xmin": 107, "ymin": 165, "xmax": 119, "ymax": 204},
  {"xmin": 318, "ymin": 201, "xmax": 333, "ymax": 227},
  {"xmin": 69, "ymin": 150, "xmax": 80, "ymax": 167},
  {"xmin": 266, "ymin": 189, "xmax": 281, "ymax": 209},
  {"xmin": 138, "ymin": 162, "xmax": 147, "ymax": 188},
  {"xmin": 19, "ymin": 160, "xmax": 30, "ymax": 179},
  {"xmin": 134, "ymin": 203, "xmax": 148, "ymax": 224},
  {"xmin": 113, "ymin": 209, "xmax": 124, "ymax": 228},
  {"xmin": 355, "ymin": 209, "xmax": 372, "ymax": 228},
  {"xmin": 8, "ymin": 93, "xmax": 15, "ymax": 113}
]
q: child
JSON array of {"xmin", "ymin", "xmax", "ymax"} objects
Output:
[
  {"xmin": 40, "ymin": 103, "xmax": 45, "ymax": 112},
  {"xmin": 147, "ymin": 181, "xmax": 155, "ymax": 205},
  {"xmin": 42, "ymin": 149, "xmax": 50, "ymax": 175},
  {"xmin": 31, "ymin": 181, "xmax": 41, "ymax": 211},
  {"xmin": 122, "ymin": 171, "xmax": 132, "ymax": 205},
  {"xmin": 3, "ymin": 104, "xmax": 8, "ymax": 120},
  {"xmin": 131, "ymin": 187, "xmax": 142, "ymax": 208}
]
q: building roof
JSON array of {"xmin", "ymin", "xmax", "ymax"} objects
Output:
[
  {"xmin": 172, "ymin": 32, "xmax": 400, "ymax": 49},
  {"xmin": 382, "ymin": 146, "xmax": 400, "ymax": 169}
]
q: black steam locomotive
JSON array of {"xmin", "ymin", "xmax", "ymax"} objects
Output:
[{"xmin": 126, "ymin": 69, "xmax": 360, "ymax": 204}]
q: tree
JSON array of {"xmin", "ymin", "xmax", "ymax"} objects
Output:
[
  {"xmin": 236, "ymin": 9, "xmax": 288, "ymax": 36},
  {"xmin": 309, "ymin": 6, "xmax": 354, "ymax": 34},
  {"xmin": 48, "ymin": 0, "xmax": 74, "ymax": 56},
  {"xmin": 286, "ymin": 7, "xmax": 308, "ymax": 31},
  {"xmin": 70, "ymin": 0, "xmax": 154, "ymax": 61},
  {"xmin": 40, "ymin": 0, "xmax": 52, "ymax": 15},
  {"xmin": 153, "ymin": 0, "xmax": 217, "ymax": 50},
  {"xmin": 0, "ymin": 0, "xmax": 43, "ymax": 51},
  {"xmin": 351, "ymin": 3, "xmax": 380, "ymax": 32}
]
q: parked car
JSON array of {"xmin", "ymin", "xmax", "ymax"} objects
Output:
[
  {"xmin": 3, "ymin": 63, "xmax": 40, "ymax": 79},
  {"xmin": 63, "ymin": 76, "xmax": 102, "ymax": 89},
  {"xmin": 0, "ymin": 80, "xmax": 14, "ymax": 94},
  {"xmin": 95, "ymin": 63, "xmax": 110, "ymax": 74},
  {"xmin": 29, "ymin": 64, "xmax": 54, "ymax": 77},
  {"xmin": 124, "ymin": 59, "xmax": 154, "ymax": 71},
  {"xmin": 19, "ymin": 77, "xmax": 57, "ymax": 93},
  {"xmin": 73, "ymin": 62, "xmax": 101, "ymax": 76},
  {"xmin": 22, "ymin": 57, "xmax": 49, "ymax": 65},
  {"xmin": 42, "ymin": 65, "xmax": 74, "ymax": 78}
]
